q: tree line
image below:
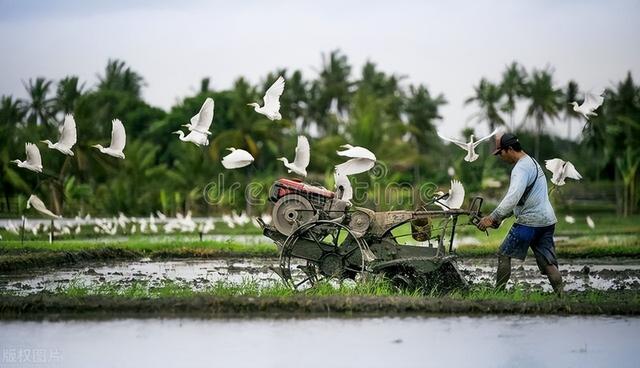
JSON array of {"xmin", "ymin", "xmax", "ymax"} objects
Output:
[{"xmin": 1, "ymin": 50, "xmax": 638, "ymax": 217}]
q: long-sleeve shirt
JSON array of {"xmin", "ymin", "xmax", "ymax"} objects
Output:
[{"xmin": 490, "ymin": 154, "xmax": 557, "ymax": 227}]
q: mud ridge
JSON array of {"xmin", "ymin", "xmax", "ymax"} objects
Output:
[{"xmin": 0, "ymin": 293, "xmax": 638, "ymax": 319}]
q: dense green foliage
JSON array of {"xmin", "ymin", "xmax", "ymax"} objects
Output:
[{"xmin": 1, "ymin": 52, "xmax": 638, "ymax": 217}]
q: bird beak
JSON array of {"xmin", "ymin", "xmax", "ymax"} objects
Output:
[
  {"xmin": 40, "ymin": 140, "xmax": 47, "ymax": 143},
  {"xmin": 171, "ymin": 131, "xmax": 181, "ymax": 135},
  {"xmin": 91, "ymin": 144, "xmax": 99, "ymax": 148}
]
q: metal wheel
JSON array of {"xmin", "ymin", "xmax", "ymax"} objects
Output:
[{"xmin": 277, "ymin": 220, "xmax": 371, "ymax": 289}]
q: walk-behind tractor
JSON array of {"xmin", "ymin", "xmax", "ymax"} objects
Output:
[{"xmin": 257, "ymin": 178, "xmax": 487, "ymax": 291}]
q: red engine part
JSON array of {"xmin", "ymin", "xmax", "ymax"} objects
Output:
[{"xmin": 269, "ymin": 178, "xmax": 335, "ymax": 204}]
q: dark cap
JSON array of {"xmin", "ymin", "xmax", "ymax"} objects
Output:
[{"xmin": 492, "ymin": 133, "xmax": 519, "ymax": 155}]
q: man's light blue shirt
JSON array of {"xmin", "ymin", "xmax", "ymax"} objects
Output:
[{"xmin": 490, "ymin": 154, "xmax": 557, "ymax": 227}]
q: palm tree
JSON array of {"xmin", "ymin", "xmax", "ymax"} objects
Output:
[
  {"xmin": 522, "ymin": 69, "xmax": 563, "ymax": 159},
  {"xmin": 309, "ymin": 50, "xmax": 353, "ymax": 135},
  {"xmin": 55, "ymin": 76, "xmax": 85, "ymax": 116},
  {"xmin": 465, "ymin": 78, "xmax": 506, "ymax": 132},
  {"xmin": 97, "ymin": 59, "xmax": 146, "ymax": 98},
  {"xmin": 561, "ymin": 80, "xmax": 581, "ymax": 139},
  {"xmin": 500, "ymin": 62, "xmax": 527, "ymax": 130},
  {"xmin": 22, "ymin": 77, "xmax": 54, "ymax": 126}
]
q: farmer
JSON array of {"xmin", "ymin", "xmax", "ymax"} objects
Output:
[{"xmin": 477, "ymin": 132, "xmax": 563, "ymax": 295}]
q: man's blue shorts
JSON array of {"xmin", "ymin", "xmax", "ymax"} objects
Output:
[{"xmin": 499, "ymin": 223, "xmax": 558, "ymax": 272}]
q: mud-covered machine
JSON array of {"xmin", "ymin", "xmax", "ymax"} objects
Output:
[{"xmin": 257, "ymin": 178, "xmax": 486, "ymax": 290}]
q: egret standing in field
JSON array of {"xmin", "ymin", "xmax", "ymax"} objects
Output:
[
  {"xmin": 437, "ymin": 129, "xmax": 499, "ymax": 162},
  {"xmin": 248, "ymin": 76, "xmax": 284, "ymax": 120},
  {"xmin": 277, "ymin": 136, "xmax": 310, "ymax": 177},
  {"xmin": 174, "ymin": 98, "xmax": 214, "ymax": 146},
  {"xmin": 571, "ymin": 91, "xmax": 604, "ymax": 120},
  {"xmin": 12, "ymin": 143, "xmax": 43, "ymax": 173},
  {"xmin": 586, "ymin": 216, "xmax": 596, "ymax": 230},
  {"xmin": 41, "ymin": 114, "xmax": 77, "ymax": 156},
  {"xmin": 221, "ymin": 148, "xmax": 255, "ymax": 169},
  {"xmin": 92, "ymin": 119, "xmax": 126, "ymax": 159}
]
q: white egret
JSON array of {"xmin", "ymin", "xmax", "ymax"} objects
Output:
[
  {"xmin": 183, "ymin": 98, "xmax": 214, "ymax": 135},
  {"xmin": 434, "ymin": 180, "xmax": 465, "ymax": 210},
  {"xmin": 41, "ymin": 114, "xmax": 77, "ymax": 156},
  {"xmin": 586, "ymin": 216, "xmax": 595, "ymax": 229},
  {"xmin": 571, "ymin": 91, "xmax": 604, "ymax": 120},
  {"xmin": 437, "ymin": 129, "xmax": 498, "ymax": 162},
  {"xmin": 545, "ymin": 158, "xmax": 582, "ymax": 186},
  {"xmin": 92, "ymin": 119, "xmax": 126, "ymax": 159},
  {"xmin": 564, "ymin": 215, "xmax": 575, "ymax": 224},
  {"xmin": 173, "ymin": 129, "xmax": 209, "ymax": 146},
  {"xmin": 336, "ymin": 144, "xmax": 376, "ymax": 161},
  {"xmin": 221, "ymin": 148, "xmax": 254, "ymax": 169},
  {"xmin": 277, "ymin": 136, "xmax": 310, "ymax": 177},
  {"xmin": 248, "ymin": 76, "xmax": 284, "ymax": 120},
  {"xmin": 26, "ymin": 195, "xmax": 61, "ymax": 218},
  {"xmin": 12, "ymin": 143, "xmax": 43, "ymax": 173}
]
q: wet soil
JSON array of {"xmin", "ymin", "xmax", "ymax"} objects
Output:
[{"xmin": 2, "ymin": 258, "xmax": 639, "ymax": 295}]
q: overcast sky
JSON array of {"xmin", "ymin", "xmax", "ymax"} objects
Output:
[{"xmin": 1, "ymin": 0, "xmax": 638, "ymax": 139}]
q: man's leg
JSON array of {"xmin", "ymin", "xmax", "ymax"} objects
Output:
[
  {"xmin": 496, "ymin": 254, "xmax": 511, "ymax": 291},
  {"xmin": 544, "ymin": 264, "xmax": 563, "ymax": 296}
]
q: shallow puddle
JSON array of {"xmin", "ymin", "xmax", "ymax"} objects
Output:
[
  {"xmin": 0, "ymin": 316, "xmax": 637, "ymax": 367},
  {"xmin": 1, "ymin": 258, "xmax": 639, "ymax": 295}
]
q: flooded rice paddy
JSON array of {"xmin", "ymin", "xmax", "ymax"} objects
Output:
[
  {"xmin": 0, "ymin": 316, "xmax": 638, "ymax": 368},
  {"xmin": 1, "ymin": 257, "xmax": 639, "ymax": 295}
]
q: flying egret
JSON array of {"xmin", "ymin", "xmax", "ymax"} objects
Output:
[
  {"xmin": 277, "ymin": 136, "xmax": 310, "ymax": 177},
  {"xmin": 41, "ymin": 114, "xmax": 77, "ymax": 156},
  {"xmin": 248, "ymin": 76, "xmax": 285, "ymax": 120},
  {"xmin": 92, "ymin": 119, "xmax": 126, "ymax": 159},
  {"xmin": 334, "ymin": 158, "xmax": 376, "ymax": 176},
  {"xmin": 586, "ymin": 216, "xmax": 595, "ymax": 229},
  {"xmin": 564, "ymin": 215, "xmax": 575, "ymax": 224},
  {"xmin": 173, "ymin": 130, "xmax": 209, "ymax": 146},
  {"xmin": 545, "ymin": 158, "xmax": 582, "ymax": 186},
  {"xmin": 12, "ymin": 143, "xmax": 43, "ymax": 173},
  {"xmin": 183, "ymin": 98, "xmax": 214, "ymax": 135},
  {"xmin": 26, "ymin": 195, "xmax": 61, "ymax": 218},
  {"xmin": 334, "ymin": 171, "xmax": 353, "ymax": 202},
  {"xmin": 437, "ymin": 129, "xmax": 499, "ymax": 162},
  {"xmin": 221, "ymin": 148, "xmax": 255, "ymax": 169},
  {"xmin": 434, "ymin": 180, "xmax": 465, "ymax": 210},
  {"xmin": 336, "ymin": 144, "xmax": 377, "ymax": 161},
  {"xmin": 571, "ymin": 91, "xmax": 604, "ymax": 120}
]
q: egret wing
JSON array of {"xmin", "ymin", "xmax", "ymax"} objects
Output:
[
  {"xmin": 25, "ymin": 143, "xmax": 42, "ymax": 166},
  {"xmin": 337, "ymin": 146, "xmax": 376, "ymax": 161},
  {"xmin": 472, "ymin": 129, "xmax": 499, "ymax": 147},
  {"xmin": 335, "ymin": 158, "xmax": 375, "ymax": 176},
  {"xmin": 110, "ymin": 119, "xmax": 126, "ymax": 151},
  {"xmin": 447, "ymin": 179, "xmax": 465, "ymax": 209},
  {"xmin": 193, "ymin": 98, "xmax": 214, "ymax": 132},
  {"xmin": 59, "ymin": 114, "xmax": 77, "ymax": 147},
  {"xmin": 564, "ymin": 161, "xmax": 582, "ymax": 181},
  {"xmin": 437, "ymin": 132, "xmax": 468, "ymax": 150},
  {"xmin": 292, "ymin": 136, "xmax": 310, "ymax": 169},
  {"xmin": 263, "ymin": 76, "xmax": 285, "ymax": 113}
]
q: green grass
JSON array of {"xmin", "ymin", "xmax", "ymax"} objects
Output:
[
  {"xmin": 0, "ymin": 238, "xmax": 277, "ymax": 256},
  {"xmin": 6, "ymin": 278, "xmax": 637, "ymax": 306}
]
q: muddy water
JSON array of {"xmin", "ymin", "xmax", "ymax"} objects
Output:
[
  {"xmin": 1, "ymin": 258, "xmax": 639, "ymax": 295},
  {"xmin": 0, "ymin": 316, "xmax": 637, "ymax": 367}
]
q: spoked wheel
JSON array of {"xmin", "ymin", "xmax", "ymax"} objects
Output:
[{"xmin": 277, "ymin": 220, "xmax": 370, "ymax": 289}]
